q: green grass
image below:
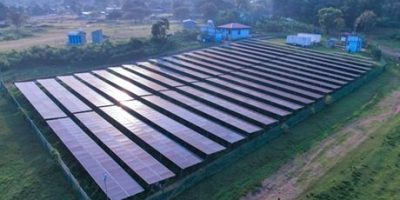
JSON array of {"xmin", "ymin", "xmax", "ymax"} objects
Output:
[
  {"xmin": 368, "ymin": 28, "xmax": 400, "ymax": 50},
  {"xmin": 0, "ymin": 92, "xmax": 77, "ymax": 200},
  {"xmin": 175, "ymin": 62, "xmax": 399, "ymax": 200},
  {"xmin": 301, "ymin": 111, "xmax": 400, "ymax": 200}
]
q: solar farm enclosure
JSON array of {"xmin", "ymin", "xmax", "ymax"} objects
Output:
[{"xmin": 14, "ymin": 40, "xmax": 382, "ymax": 200}]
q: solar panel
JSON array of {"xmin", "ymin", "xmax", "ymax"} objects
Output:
[
  {"xmin": 182, "ymin": 53, "xmax": 243, "ymax": 70},
  {"xmin": 246, "ymin": 64, "xmax": 342, "ymax": 89},
  {"xmin": 47, "ymin": 118, "xmax": 144, "ymax": 200},
  {"xmin": 108, "ymin": 67, "xmax": 168, "ymax": 91},
  {"xmin": 93, "ymin": 70, "xmax": 152, "ymax": 96},
  {"xmin": 122, "ymin": 64, "xmax": 185, "ymax": 87},
  {"xmin": 218, "ymin": 74, "xmax": 314, "ymax": 105},
  {"xmin": 220, "ymin": 45, "xmax": 362, "ymax": 79},
  {"xmin": 122, "ymin": 100, "xmax": 226, "ymax": 155},
  {"xmin": 256, "ymin": 61, "xmax": 351, "ymax": 84},
  {"xmin": 173, "ymin": 54, "xmax": 233, "ymax": 73},
  {"xmin": 206, "ymin": 77, "xmax": 303, "ymax": 110},
  {"xmin": 229, "ymin": 71, "xmax": 323, "ymax": 99},
  {"xmin": 162, "ymin": 57, "xmax": 223, "ymax": 76},
  {"xmin": 231, "ymin": 43, "xmax": 371, "ymax": 72},
  {"xmin": 101, "ymin": 106, "xmax": 202, "ymax": 169},
  {"xmin": 37, "ymin": 79, "xmax": 91, "ymax": 113},
  {"xmin": 161, "ymin": 90, "xmax": 262, "ymax": 134},
  {"xmin": 15, "ymin": 82, "xmax": 67, "ymax": 119},
  {"xmin": 75, "ymin": 111, "xmax": 175, "ymax": 185},
  {"xmin": 134, "ymin": 63, "xmax": 198, "ymax": 83},
  {"xmin": 245, "ymin": 40, "xmax": 373, "ymax": 69},
  {"xmin": 143, "ymin": 95, "xmax": 245, "ymax": 144},
  {"xmin": 57, "ymin": 76, "xmax": 113, "ymax": 107},
  {"xmin": 194, "ymin": 51, "xmax": 253, "ymax": 68},
  {"xmin": 75, "ymin": 73, "xmax": 133, "ymax": 102},
  {"xmin": 177, "ymin": 86, "xmax": 278, "ymax": 126},
  {"xmin": 240, "ymin": 68, "xmax": 332, "ymax": 94},
  {"xmin": 212, "ymin": 47, "xmax": 364, "ymax": 77},
  {"xmin": 149, "ymin": 59, "xmax": 211, "ymax": 79},
  {"xmin": 193, "ymin": 82, "xmax": 292, "ymax": 118}
]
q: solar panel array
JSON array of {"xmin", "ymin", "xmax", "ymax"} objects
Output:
[{"xmin": 15, "ymin": 40, "xmax": 375, "ymax": 199}]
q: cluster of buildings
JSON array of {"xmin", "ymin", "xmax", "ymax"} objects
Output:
[{"xmin": 286, "ymin": 32, "xmax": 363, "ymax": 53}]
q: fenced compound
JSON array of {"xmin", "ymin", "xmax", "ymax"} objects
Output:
[{"xmin": 11, "ymin": 39, "xmax": 384, "ymax": 200}]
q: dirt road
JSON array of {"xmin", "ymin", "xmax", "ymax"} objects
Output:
[{"xmin": 241, "ymin": 91, "xmax": 400, "ymax": 200}]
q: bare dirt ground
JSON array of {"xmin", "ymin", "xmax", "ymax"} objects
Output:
[{"xmin": 242, "ymin": 91, "xmax": 400, "ymax": 200}]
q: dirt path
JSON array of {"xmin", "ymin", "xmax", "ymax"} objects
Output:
[
  {"xmin": 241, "ymin": 91, "xmax": 400, "ymax": 200},
  {"xmin": 380, "ymin": 46, "xmax": 400, "ymax": 60}
]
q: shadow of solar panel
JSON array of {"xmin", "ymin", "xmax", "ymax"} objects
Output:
[
  {"xmin": 75, "ymin": 111, "xmax": 175, "ymax": 185},
  {"xmin": 38, "ymin": 79, "xmax": 91, "ymax": 113},
  {"xmin": 15, "ymin": 82, "xmax": 67, "ymax": 120},
  {"xmin": 47, "ymin": 118, "xmax": 144, "ymax": 200}
]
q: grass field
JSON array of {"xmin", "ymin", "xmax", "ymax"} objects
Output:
[
  {"xmin": 0, "ymin": 92, "xmax": 77, "ymax": 200},
  {"xmin": 0, "ymin": 15, "xmax": 182, "ymax": 52}
]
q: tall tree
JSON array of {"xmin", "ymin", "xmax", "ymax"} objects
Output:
[
  {"xmin": 151, "ymin": 18, "xmax": 170, "ymax": 42},
  {"xmin": 8, "ymin": 10, "xmax": 28, "ymax": 29},
  {"xmin": 200, "ymin": 2, "xmax": 219, "ymax": 19},
  {"xmin": 318, "ymin": 7, "xmax": 345, "ymax": 34},
  {"xmin": 354, "ymin": 10, "xmax": 377, "ymax": 33}
]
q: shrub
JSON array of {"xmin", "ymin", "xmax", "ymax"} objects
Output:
[
  {"xmin": 369, "ymin": 45, "xmax": 382, "ymax": 61},
  {"xmin": 256, "ymin": 17, "xmax": 316, "ymax": 34}
]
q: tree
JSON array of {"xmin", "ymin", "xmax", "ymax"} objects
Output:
[
  {"xmin": 0, "ymin": 3, "xmax": 9, "ymax": 21},
  {"xmin": 200, "ymin": 2, "xmax": 218, "ymax": 19},
  {"xmin": 354, "ymin": 10, "xmax": 377, "ymax": 33},
  {"xmin": 151, "ymin": 18, "xmax": 170, "ymax": 42},
  {"xmin": 7, "ymin": 10, "xmax": 28, "ymax": 29},
  {"xmin": 173, "ymin": 6, "xmax": 191, "ymax": 19},
  {"xmin": 318, "ymin": 7, "xmax": 345, "ymax": 35},
  {"xmin": 107, "ymin": 10, "xmax": 122, "ymax": 20}
]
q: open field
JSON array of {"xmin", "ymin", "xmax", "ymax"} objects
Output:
[
  {"xmin": 0, "ymin": 92, "xmax": 77, "ymax": 200},
  {"xmin": 0, "ymin": 15, "xmax": 182, "ymax": 52}
]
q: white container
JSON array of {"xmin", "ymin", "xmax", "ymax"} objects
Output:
[
  {"xmin": 297, "ymin": 33, "xmax": 321, "ymax": 43},
  {"xmin": 286, "ymin": 35, "xmax": 312, "ymax": 47}
]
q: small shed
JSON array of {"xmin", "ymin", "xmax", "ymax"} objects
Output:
[
  {"xmin": 92, "ymin": 30, "xmax": 104, "ymax": 44},
  {"xmin": 297, "ymin": 33, "xmax": 321, "ymax": 44},
  {"xmin": 68, "ymin": 31, "xmax": 86, "ymax": 46},
  {"xmin": 182, "ymin": 19, "xmax": 197, "ymax": 30},
  {"xmin": 217, "ymin": 23, "xmax": 251, "ymax": 41},
  {"xmin": 346, "ymin": 36, "xmax": 363, "ymax": 53},
  {"xmin": 286, "ymin": 35, "xmax": 312, "ymax": 47}
]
